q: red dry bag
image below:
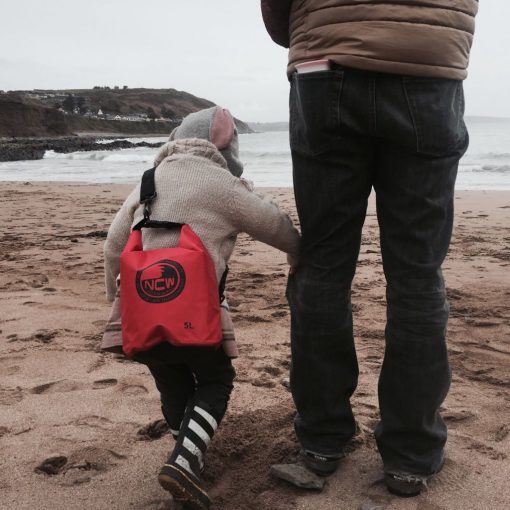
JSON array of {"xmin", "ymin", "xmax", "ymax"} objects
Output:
[{"xmin": 119, "ymin": 168, "xmax": 222, "ymax": 358}]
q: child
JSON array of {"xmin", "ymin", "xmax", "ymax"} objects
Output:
[{"xmin": 103, "ymin": 106, "xmax": 299, "ymax": 509}]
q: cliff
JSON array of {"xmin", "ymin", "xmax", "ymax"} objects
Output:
[
  {"xmin": 0, "ymin": 94, "xmax": 69, "ymax": 138},
  {"xmin": 0, "ymin": 88, "xmax": 253, "ymax": 138}
]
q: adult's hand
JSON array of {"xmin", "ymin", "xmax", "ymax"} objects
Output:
[{"xmin": 287, "ymin": 253, "xmax": 299, "ymax": 275}]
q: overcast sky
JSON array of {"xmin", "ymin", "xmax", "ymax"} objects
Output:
[{"xmin": 0, "ymin": 1, "xmax": 508, "ymax": 121}]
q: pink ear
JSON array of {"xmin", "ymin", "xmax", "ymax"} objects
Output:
[
  {"xmin": 168, "ymin": 127, "xmax": 178, "ymax": 141},
  {"xmin": 210, "ymin": 108, "xmax": 235, "ymax": 149}
]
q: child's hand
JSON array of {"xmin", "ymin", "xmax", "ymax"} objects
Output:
[{"xmin": 287, "ymin": 253, "xmax": 299, "ymax": 275}]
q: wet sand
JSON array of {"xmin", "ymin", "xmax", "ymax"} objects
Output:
[{"xmin": 0, "ymin": 183, "xmax": 508, "ymax": 510}]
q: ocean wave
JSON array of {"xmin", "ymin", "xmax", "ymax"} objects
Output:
[
  {"xmin": 479, "ymin": 164, "xmax": 510, "ymax": 173},
  {"xmin": 464, "ymin": 152, "xmax": 510, "ymax": 160},
  {"xmin": 240, "ymin": 150, "xmax": 292, "ymax": 158},
  {"xmin": 44, "ymin": 150, "xmax": 153, "ymax": 163}
]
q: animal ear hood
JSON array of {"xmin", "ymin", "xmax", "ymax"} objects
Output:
[
  {"xmin": 168, "ymin": 106, "xmax": 243, "ymax": 177},
  {"xmin": 210, "ymin": 108, "xmax": 235, "ymax": 150},
  {"xmin": 168, "ymin": 127, "xmax": 178, "ymax": 141}
]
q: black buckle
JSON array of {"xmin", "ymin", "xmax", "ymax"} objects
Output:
[
  {"xmin": 143, "ymin": 202, "xmax": 151, "ymax": 221},
  {"xmin": 140, "ymin": 191, "xmax": 157, "ymax": 204},
  {"xmin": 141, "ymin": 191, "xmax": 157, "ymax": 220}
]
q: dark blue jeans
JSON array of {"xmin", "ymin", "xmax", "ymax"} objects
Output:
[{"xmin": 287, "ymin": 66, "xmax": 469, "ymax": 475}]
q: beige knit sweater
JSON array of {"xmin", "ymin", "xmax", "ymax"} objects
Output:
[{"xmin": 104, "ymin": 139, "xmax": 300, "ymax": 301}]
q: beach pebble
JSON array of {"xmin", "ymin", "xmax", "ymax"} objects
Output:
[
  {"xmin": 35, "ymin": 455, "xmax": 68, "ymax": 475},
  {"xmin": 270, "ymin": 463, "xmax": 325, "ymax": 490},
  {"xmin": 495, "ymin": 424, "xmax": 509, "ymax": 442}
]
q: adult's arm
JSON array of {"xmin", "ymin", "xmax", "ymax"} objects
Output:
[{"xmin": 261, "ymin": 0, "xmax": 293, "ymax": 48}]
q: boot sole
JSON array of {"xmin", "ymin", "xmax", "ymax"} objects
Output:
[
  {"xmin": 158, "ymin": 464, "xmax": 210, "ymax": 510},
  {"xmin": 385, "ymin": 478, "xmax": 424, "ymax": 497},
  {"xmin": 385, "ymin": 456, "xmax": 446, "ymax": 498}
]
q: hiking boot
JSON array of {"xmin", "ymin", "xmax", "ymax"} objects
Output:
[
  {"xmin": 301, "ymin": 449, "xmax": 344, "ymax": 476},
  {"xmin": 384, "ymin": 456, "xmax": 445, "ymax": 497}
]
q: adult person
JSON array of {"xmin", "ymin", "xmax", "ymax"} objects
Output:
[{"xmin": 261, "ymin": 0, "xmax": 477, "ymax": 497}]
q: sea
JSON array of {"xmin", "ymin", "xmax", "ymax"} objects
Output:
[{"xmin": 1, "ymin": 118, "xmax": 510, "ymax": 190}]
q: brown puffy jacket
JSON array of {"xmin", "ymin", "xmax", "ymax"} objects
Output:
[{"xmin": 261, "ymin": 0, "xmax": 478, "ymax": 80}]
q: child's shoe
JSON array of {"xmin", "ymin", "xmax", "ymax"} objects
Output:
[
  {"xmin": 158, "ymin": 463, "xmax": 210, "ymax": 510},
  {"xmin": 158, "ymin": 400, "xmax": 220, "ymax": 510}
]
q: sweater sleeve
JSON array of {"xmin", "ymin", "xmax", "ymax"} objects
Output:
[
  {"xmin": 230, "ymin": 179, "xmax": 300, "ymax": 256},
  {"xmin": 104, "ymin": 187, "xmax": 140, "ymax": 301},
  {"xmin": 261, "ymin": 0, "xmax": 293, "ymax": 48}
]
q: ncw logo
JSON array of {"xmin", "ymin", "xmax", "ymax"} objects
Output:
[{"xmin": 136, "ymin": 260, "xmax": 186, "ymax": 303}]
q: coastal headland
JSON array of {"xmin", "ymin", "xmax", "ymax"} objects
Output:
[{"xmin": 0, "ymin": 88, "xmax": 253, "ymax": 162}]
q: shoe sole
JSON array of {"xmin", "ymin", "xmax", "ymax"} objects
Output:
[
  {"xmin": 385, "ymin": 480, "xmax": 424, "ymax": 497},
  {"xmin": 158, "ymin": 464, "xmax": 210, "ymax": 510},
  {"xmin": 385, "ymin": 456, "xmax": 446, "ymax": 498}
]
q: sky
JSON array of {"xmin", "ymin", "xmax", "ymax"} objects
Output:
[{"xmin": 0, "ymin": 1, "xmax": 509, "ymax": 122}]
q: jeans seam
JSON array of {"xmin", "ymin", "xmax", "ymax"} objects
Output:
[
  {"xmin": 372, "ymin": 79, "xmax": 378, "ymax": 134},
  {"xmin": 402, "ymin": 77, "xmax": 421, "ymax": 153},
  {"xmin": 335, "ymin": 73, "xmax": 343, "ymax": 131}
]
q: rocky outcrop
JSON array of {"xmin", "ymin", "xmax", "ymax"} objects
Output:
[{"xmin": 0, "ymin": 137, "xmax": 165, "ymax": 163}]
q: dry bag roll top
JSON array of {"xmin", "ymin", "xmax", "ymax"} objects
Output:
[{"xmin": 120, "ymin": 167, "xmax": 224, "ymax": 358}]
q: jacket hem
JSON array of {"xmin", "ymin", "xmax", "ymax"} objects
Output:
[{"xmin": 287, "ymin": 54, "xmax": 468, "ymax": 80}]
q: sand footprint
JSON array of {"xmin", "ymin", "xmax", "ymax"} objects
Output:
[
  {"xmin": 494, "ymin": 424, "xmax": 509, "ymax": 442},
  {"xmin": 30, "ymin": 378, "xmax": 120, "ymax": 395},
  {"xmin": 72, "ymin": 415, "xmax": 116, "ymax": 430},
  {"xmin": 137, "ymin": 419, "xmax": 169, "ymax": 441},
  {"xmin": 9, "ymin": 329, "xmax": 60, "ymax": 344},
  {"xmin": 30, "ymin": 380, "xmax": 85, "ymax": 395},
  {"xmin": 0, "ymin": 387, "xmax": 23, "ymax": 405},
  {"xmin": 260, "ymin": 365, "xmax": 282, "ymax": 377},
  {"xmin": 442, "ymin": 408, "xmax": 475, "ymax": 424},
  {"xmin": 0, "ymin": 356, "xmax": 24, "ymax": 376},
  {"xmin": 92, "ymin": 378, "xmax": 118, "ymax": 390},
  {"xmin": 25, "ymin": 273, "xmax": 49, "ymax": 288},
  {"xmin": 117, "ymin": 378, "xmax": 149, "ymax": 396},
  {"xmin": 35, "ymin": 447, "xmax": 126, "ymax": 485}
]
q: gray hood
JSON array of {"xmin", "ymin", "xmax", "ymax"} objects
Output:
[{"xmin": 169, "ymin": 106, "xmax": 243, "ymax": 177}]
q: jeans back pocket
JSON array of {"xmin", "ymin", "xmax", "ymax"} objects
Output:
[
  {"xmin": 403, "ymin": 77, "xmax": 468, "ymax": 157},
  {"xmin": 290, "ymin": 70, "xmax": 344, "ymax": 157}
]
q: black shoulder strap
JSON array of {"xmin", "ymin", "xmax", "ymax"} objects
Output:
[
  {"xmin": 140, "ymin": 167, "xmax": 157, "ymax": 204},
  {"xmin": 133, "ymin": 167, "xmax": 183, "ymax": 231},
  {"xmin": 219, "ymin": 266, "xmax": 229, "ymax": 303},
  {"xmin": 133, "ymin": 167, "xmax": 227, "ymax": 300}
]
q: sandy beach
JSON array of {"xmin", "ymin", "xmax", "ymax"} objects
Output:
[{"xmin": 0, "ymin": 182, "xmax": 508, "ymax": 510}]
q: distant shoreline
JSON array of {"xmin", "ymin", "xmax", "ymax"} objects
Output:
[{"xmin": 0, "ymin": 124, "xmax": 259, "ymax": 163}]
